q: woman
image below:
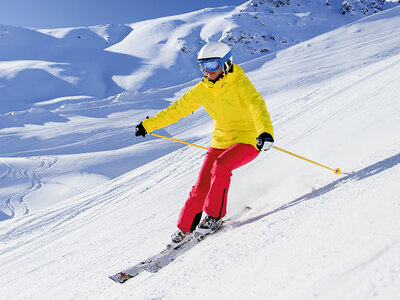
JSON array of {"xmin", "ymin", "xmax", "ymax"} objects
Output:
[{"xmin": 134, "ymin": 41, "xmax": 274, "ymax": 247}]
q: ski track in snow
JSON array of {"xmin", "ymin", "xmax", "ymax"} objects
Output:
[
  {"xmin": 0, "ymin": 145, "xmax": 207, "ymax": 259},
  {"xmin": 0, "ymin": 160, "xmax": 14, "ymax": 216},
  {"xmin": 0, "ymin": 157, "xmax": 58, "ymax": 218}
]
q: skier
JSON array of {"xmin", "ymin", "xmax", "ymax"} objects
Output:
[{"xmin": 134, "ymin": 41, "xmax": 274, "ymax": 247}]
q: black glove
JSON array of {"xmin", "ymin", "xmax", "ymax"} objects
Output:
[
  {"xmin": 134, "ymin": 122, "xmax": 147, "ymax": 137},
  {"xmin": 256, "ymin": 132, "xmax": 274, "ymax": 151}
]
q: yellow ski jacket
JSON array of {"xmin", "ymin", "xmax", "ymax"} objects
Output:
[{"xmin": 142, "ymin": 64, "xmax": 273, "ymax": 150}]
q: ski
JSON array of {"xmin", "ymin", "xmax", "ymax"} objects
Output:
[
  {"xmin": 109, "ymin": 230, "xmax": 210, "ymax": 283},
  {"xmin": 108, "ymin": 248, "xmax": 170, "ymax": 283},
  {"xmin": 109, "ymin": 206, "xmax": 251, "ymax": 284},
  {"xmin": 108, "ymin": 233, "xmax": 199, "ymax": 283},
  {"xmin": 139, "ymin": 234, "xmax": 198, "ymax": 273}
]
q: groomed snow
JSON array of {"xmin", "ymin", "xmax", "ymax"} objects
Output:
[{"xmin": 0, "ymin": 4, "xmax": 399, "ymax": 300}]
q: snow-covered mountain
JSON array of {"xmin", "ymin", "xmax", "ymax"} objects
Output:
[
  {"xmin": 0, "ymin": 1, "xmax": 400, "ymax": 299},
  {"xmin": 1, "ymin": 0, "xmax": 398, "ymax": 110}
]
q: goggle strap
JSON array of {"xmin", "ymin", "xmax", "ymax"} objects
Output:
[{"xmin": 221, "ymin": 50, "xmax": 232, "ymax": 65}]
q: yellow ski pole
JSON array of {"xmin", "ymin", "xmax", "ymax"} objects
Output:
[
  {"xmin": 272, "ymin": 146, "xmax": 341, "ymax": 175},
  {"xmin": 150, "ymin": 133, "xmax": 341, "ymax": 175},
  {"xmin": 150, "ymin": 133, "xmax": 208, "ymax": 150}
]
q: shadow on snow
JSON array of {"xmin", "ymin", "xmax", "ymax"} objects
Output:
[{"xmin": 233, "ymin": 151, "xmax": 400, "ymax": 228}]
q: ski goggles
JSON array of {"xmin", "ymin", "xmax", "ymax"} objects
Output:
[
  {"xmin": 198, "ymin": 50, "xmax": 232, "ymax": 73},
  {"xmin": 198, "ymin": 58, "xmax": 221, "ymax": 73}
]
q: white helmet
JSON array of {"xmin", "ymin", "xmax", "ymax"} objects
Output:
[{"xmin": 197, "ymin": 42, "xmax": 233, "ymax": 75}]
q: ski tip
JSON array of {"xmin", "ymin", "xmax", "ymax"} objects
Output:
[
  {"xmin": 109, "ymin": 275, "xmax": 127, "ymax": 284},
  {"xmin": 109, "ymin": 271, "xmax": 139, "ymax": 284}
]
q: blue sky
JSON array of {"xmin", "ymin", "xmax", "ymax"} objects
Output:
[{"xmin": 0, "ymin": 0, "xmax": 247, "ymax": 29}]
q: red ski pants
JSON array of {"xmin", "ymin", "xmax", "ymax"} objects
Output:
[{"xmin": 177, "ymin": 143, "xmax": 259, "ymax": 232}]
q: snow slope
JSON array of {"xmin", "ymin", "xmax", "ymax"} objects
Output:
[{"xmin": 0, "ymin": 5, "xmax": 399, "ymax": 299}]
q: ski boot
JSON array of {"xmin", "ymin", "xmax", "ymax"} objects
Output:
[
  {"xmin": 167, "ymin": 229, "xmax": 192, "ymax": 249},
  {"xmin": 194, "ymin": 215, "xmax": 223, "ymax": 240}
]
